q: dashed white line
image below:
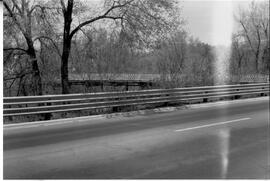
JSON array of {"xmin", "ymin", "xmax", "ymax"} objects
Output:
[{"xmin": 174, "ymin": 117, "xmax": 251, "ymax": 132}]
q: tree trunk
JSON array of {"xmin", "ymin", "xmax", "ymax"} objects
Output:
[
  {"xmin": 262, "ymin": 47, "xmax": 270, "ymax": 73},
  {"xmin": 27, "ymin": 37, "xmax": 52, "ymax": 120},
  {"xmin": 31, "ymin": 55, "xmax": 43, "ymax": 95},
  {"xmin": 26, "ymin": 38, "xmax": 43, "ymax": 95},
  {"xmin": 255, "ymin": 50, "xmax": 259, "ymax": 73},
  {"xmin": 61, "ymin": 40, "xmax": 71, "ymax": 94},
  {"xmin": 61, "ymin": 0, "xmax": 73, "ymax": 94}
]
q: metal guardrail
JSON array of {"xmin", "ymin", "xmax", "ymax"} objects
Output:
[{"xmin": 3, "ymin": 83, "xmax": 269, "ymax": 117}]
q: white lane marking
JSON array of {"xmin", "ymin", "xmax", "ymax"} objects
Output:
[{"xmin": 175, "ymin": 118, "xmax": 251, "ymax": 132}]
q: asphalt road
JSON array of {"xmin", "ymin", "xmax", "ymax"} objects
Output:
[{"xmin": 4, "ymin": 97, "xmax": 270, "ymax": 179}]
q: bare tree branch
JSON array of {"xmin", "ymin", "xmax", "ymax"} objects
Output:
[
  {"xmin": 4, "ymin": 71, "xmax": 32, "ymax": 81},
  {"xmin": 69, "ymin": 0, "xmax": 134, "ymax": 39},
  {"xmin": 30, "ymin": 4, "xmax": 62, "ymax": 14},
  {"xmin": 10, "ymin": 0, "xmax": 22, "ymax": 15},
  {"xmin": 60, "ymin": 0, "xmax": 67, "ymax": 14},
  {"xmin": 34, "ymin": 36, "xmax": 62, "ymax": 57},
  {"xmin": 4, "ymin": 47, "xmax": 28, "ymax": 53},
  {"xmin": 239, "ymin": 20, "xmax": 256, "ymax": 54},
  {"xmin": 3, "ymin": 1, "xmax": 26, "ymax": 35}
]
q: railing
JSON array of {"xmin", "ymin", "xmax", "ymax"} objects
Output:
[{"xmin": 3, "ymin": 83, "xmax": 269, "ymax": 117}]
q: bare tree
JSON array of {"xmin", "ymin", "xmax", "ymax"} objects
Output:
[
  {"xmin": 236, "ymin": 1, "xmax": 269, "ymax": 73},
  {"xmin": 58, "ymin": 0, "xmax": 181, "ymax": 94},
  {"xmin": 230, "ymin": 34, "xmax": 245, "ymax": 75},
  {"xmin": 3, "ymin": 0, "xmax": 44, "ymax": 95},
  {"xmin": 157, "ymin": 31, "xmax": 187, "ymax": 86}
]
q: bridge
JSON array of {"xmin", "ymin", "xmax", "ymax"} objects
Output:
[
  {"xmin": 3, "ymin": 83, "xmax": 270, "ymax": 179},
  {"xmin": 68, "ymin": 73, "xmax": 270, "ymax": 91}
]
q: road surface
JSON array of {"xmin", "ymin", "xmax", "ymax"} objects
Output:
[{"xmin": 4, "ymin": 97, "xmax": 270, "ymax": 179}]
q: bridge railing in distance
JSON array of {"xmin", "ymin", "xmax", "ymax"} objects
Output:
[{"xmin": 3, "ymin": 83, "xmax": 269, "ymax": 118}]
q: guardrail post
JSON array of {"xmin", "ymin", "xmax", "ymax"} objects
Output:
[
  {"xmin": 5, "ymin": 115, "xmax": 13, "ymax": 123},
  {"xmin": 234, "ymin": 89, "xmax": 240, "ymax": 99},
  {"xmin": 112, "ymin": 106, "xmax": 118, "ymax": 113},
  {"xmin": 261, "ymin": 87, "xmax": 265, "ymax": 96},
  {"xmin": 43, "ymin": 102, "xmax": 52, "ymax": 120},
  {"xmin": 203, "ymin": 91, "xmax": 208, "ymax": 103},
  {"xmin": 5, "ymin": 104, "xmax": 13, "ymax": 122},
  {"xmin": 165, "ymin": 92, "xmax": 170, "ymax": 106}
]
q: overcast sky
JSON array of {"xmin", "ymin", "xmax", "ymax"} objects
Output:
[{"xmin": 181, "ymin": 0, "xmax": 251, "ymax": 46}]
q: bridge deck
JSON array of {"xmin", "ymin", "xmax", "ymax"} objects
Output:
[{"xmin": 4, "ymin": 97, "xmax": 270, "ymax": 179}]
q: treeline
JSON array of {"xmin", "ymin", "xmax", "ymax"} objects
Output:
[
  {"xmin": 230, "ymin": 1, "xmax": 269, "ymax": 76},
  {"xmin": 3, "ymin": 0, "xmax": 269, "ymax": 97},
  {"xmin": 3, "ymin": 0, "xmax": 181, "ymax": 96},
  {"xmin": 69, "ymin": 29, "xmax": 215, "ymax": 87}
]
